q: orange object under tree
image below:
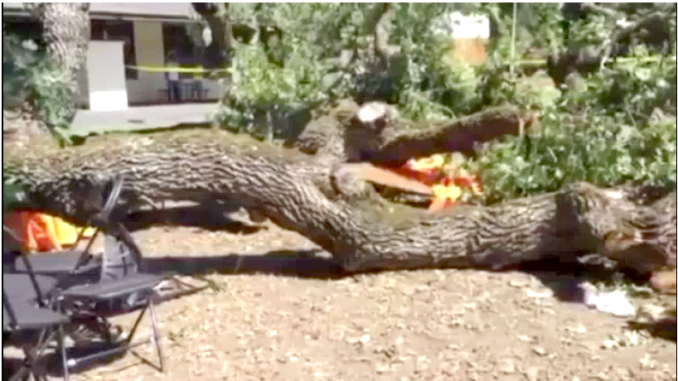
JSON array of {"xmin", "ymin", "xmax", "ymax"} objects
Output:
[
  {"xmin": 391, "ymin": 154, "xmax": 483, "ymax": 211},
  {"xmin": 4, "ymin": 211, "xmax": 95, "ymax": 253}
]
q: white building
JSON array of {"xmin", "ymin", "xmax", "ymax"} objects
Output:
[{"xmin": 3, "ymin": 3, "xmax": 222, "ymax": 111}]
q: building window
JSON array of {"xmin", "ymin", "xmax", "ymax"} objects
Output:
[
  {"xmin": 2, "ymin": 17, "xmax": 46, "ymax": 50},
  {"xmin": 91, "ymin": 19, "xmax": 137, "ymax": 80}
]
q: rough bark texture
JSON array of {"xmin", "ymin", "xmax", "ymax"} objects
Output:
[
  {"xmin": 26, "ymin": 2, "xmax": 90, "ymax": 125},
  {"xmin": 28, "ymin": 3, "xmax": 90, "ymax": 82},
  {"xmin": 363, "ymin": 106, "xmax": 537, "ymax": 167},
  {"xmin": 4, "ymin": 129, "xmax": 675, "ymax": 274},
  {"xmin": 293, "ymin": 99, "xmax": 537, "ymax": 166},
  {"xmin": 2, "ymin": 103, "xmax": 50, "ymax": 146}
]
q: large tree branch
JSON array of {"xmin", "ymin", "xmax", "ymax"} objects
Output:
[
  {"xmin": 4, "ymin": 130, "xmax": 674, "ymax": 275},
  {"xmin": 579, "ymin": 3, "xmax": 620, "ymax": 19},
  {"xmin": 550, "ymin": 5, "xmax": 676, "ymax": 85},
  {"xmin": 367, "ymin": 3, "xmax": 400, "ymax": 67},
  {"xmin": 294, "ymin": 100, "xmax": 537, "ymax": 166},
  {"xmin": 363, "ymin": 106, "xmax": 538, "ymax": 166}
]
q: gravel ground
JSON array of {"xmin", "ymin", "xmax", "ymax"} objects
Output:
[{"xmin": 56, "ymin": 223, "xmax": 676, "ymax": 381}]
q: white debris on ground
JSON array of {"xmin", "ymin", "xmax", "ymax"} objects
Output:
[{"xmin": 580, "ymin": 282, "xmax": 636, "ymax": 317}]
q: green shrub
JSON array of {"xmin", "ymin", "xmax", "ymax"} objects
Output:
[
  {"xmin": 3, "ymin": 33, "xmax": 74, "ymax": 135},
  {"xmin": 562, "ymin": 48, "xmax": 677, "ymax": 123},
  {"xmin": 216, "ymin": 38, "xmax": 334, "ymax": 139},
  {"xmin": 209, "ymin": 4, "xmax": 676, "ymax": 204},
  {"xmin": 468, "ymin": 112, "xmax": 676, "ymax": 203}
]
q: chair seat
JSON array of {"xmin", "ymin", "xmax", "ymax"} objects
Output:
[
  {"xmin": 3, "ymin": 274, "xmax": 59, "ymax": 302},
  {"xmin": 61, "ymin": 273, "xmax": 163, "ymax": 301},
  {"xmin": 3, "ymin": 298, "xmax": 70, "ymax": 331},
  {"xmin": 14, "ymin": 250, "xmax": 101, "ymax": 275}
]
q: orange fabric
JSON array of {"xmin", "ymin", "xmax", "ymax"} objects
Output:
[
  {"xmin": 387, "ymin": 155, "xmax": 484, "ymax": 212},
  {"xmin": 53, "ymin": 216, "xmax": 80, "ymax": 246},
  {"xmin": 4, "ymin": 211, "xmax": 93, "ymax": 252},
  {"xmin": 30, "ymin": 213, "xmax": 63, "ymax": 251}
]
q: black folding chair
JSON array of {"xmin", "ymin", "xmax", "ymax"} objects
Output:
[
  {"xmin": 3, "ymin": 256, "xmax": 71, "ymax": 381},
  {"xmin": 6, "ymin": 175, "xmax": 205, "ymax": 302},
  {"xmin": 55, "ymin": 231, "xmax": 166, "ymax": 373},
  {"xmin": 3, "ymin": 231, "xmax": 165, "ymax": 379},
  {"xmin": 3, "ymin": 290, "xmax": 71, "ymax": 381}
]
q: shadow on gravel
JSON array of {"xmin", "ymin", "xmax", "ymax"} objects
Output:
[
  {"xmin": 516, "ymin": 255, "xmax": 651, "ymax": 304},
  {"xmin": 3, "ymin": 342, "xmax": 135, "ymax": 379},
  {"xmin": 118, "ymin": 205, "xmax": 654, "ymax": 302},
  {"xmin": 121, "ymin": 205, "xmax": 265, "ymax": 234},
  {"xmin": 628, "ymin": 318, "xmax": 677, "ymax": 342},
  {"xmin": 140, "ymin": 249, "xmax": 650, "ymax": 299},
  {"xmin": 139, "ymin": 250, "xmax": 675, "ymax": 341},
  {"xmin": 141, "ymin": 250, "xmax": 346, "ymax": 280}
]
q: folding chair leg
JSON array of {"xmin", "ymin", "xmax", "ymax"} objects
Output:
[
  {"xmin": 8, "ymin": 364, "xmax": 29, "ymax": 381},
  {"xmin": 11, "ymin": 328, "xmax": 59, "ymax": 381},
  {"xmin": 125, "ymin": 304, "xmax": 148, "ymax": 345},
  {"xmin": 148, "ymin": 298, "xmax": 165, "ymax": 372},
  {"xmin": 58, "ymin": 325, "xmax": 71, "ymax": 381}
]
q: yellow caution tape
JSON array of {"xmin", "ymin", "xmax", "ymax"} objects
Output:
[{"xmin": 125, "ymin": 65, "xmax": 232, "ymax": 74}]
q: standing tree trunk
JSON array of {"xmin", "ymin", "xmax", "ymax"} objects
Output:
[
  {"xmin": 191, "ymin": 3, "xmax": 236, "ymax": 69},
  {"xmin": 26, "ymin": 2, "xmax": 91, "ymax": 128}
]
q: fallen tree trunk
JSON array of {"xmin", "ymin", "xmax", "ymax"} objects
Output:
[{"xmin": 4, "ymin": 129, "xmax": 674, "ymax": 274}]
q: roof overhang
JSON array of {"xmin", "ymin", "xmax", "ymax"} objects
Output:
[{"xmin": 2, "ymin": 3, "xmax": 199, "ymax": 23}]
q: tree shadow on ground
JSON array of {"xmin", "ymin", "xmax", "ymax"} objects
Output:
[
  {"xmin": 121, "ymin": 205, "xmax": 265, "ymax": 234},
  {"xmin": 140, "ymin": 249, "xmax": 646, "ymax": 302},
  {"xmin": 516, "ymin": 255, "xmax": 652, "ymax": 303},
  {"xmin": 141, "ymin": 250, "xmax": 346, "ymax": 280},
  {"xmin": 628, "ymin": 318, "xmax": 677, "ymax": 341},
  {"xmin": 140, "ymin": 250, "xmax": 673, "ymax": 342},
  {"xmin": 118, "ymin": 206, "xmax": 657, "ymax": 313}
]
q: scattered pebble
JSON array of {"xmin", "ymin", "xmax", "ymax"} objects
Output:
[{"xmin": 525, "ymin": 289, "xmax": 553, "ymax": 299}]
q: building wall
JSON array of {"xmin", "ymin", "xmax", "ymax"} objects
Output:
[
  {"xmin": 86, "ymin": 40, "xmax": 128, "ymax": 111},
  {"xmin": 449, "ymin": 13, "xmax": 490, "ymax": 65}
]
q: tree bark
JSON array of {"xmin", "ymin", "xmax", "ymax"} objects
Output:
[
  {"xmin": 294, "ymin": 100, "xmax": 537, "ymax": 166},
  {"xmin": 191, "ymin": 3, "xmax": 236, "ymax": 69},
  {"xmin": 27, "ymin": 3, "xmax": 91, "ymax": 123},
  {"xmin": 363, "ymin": 106, "xmax": 538, "ymax": 166},
  {"xmin": 4, "ymin": 129, "xmax": 675, "ymax": 275}
]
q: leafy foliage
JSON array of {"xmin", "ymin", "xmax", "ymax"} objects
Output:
[
  {"xmin": 469, "ymin": 114, "xmax": 676, "ymax": 203},
  {"xmin": 562, "ymin": 46, "xmax": 677, "ymax": 122},
  {"xmin": 209, "ymin": 3, "xmax": 675, "ymax": 202},
  {"xmin": 215, "ymin": 3, "xmax": 477, "ymax": 133},
  {"xmin": 3, "ymin": 33, "xmax": 74, "ymax": 136}
]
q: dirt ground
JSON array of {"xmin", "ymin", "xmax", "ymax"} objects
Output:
[{"xmin": 70, "ymin": 221, "xmax": 676, "ymax": 381}]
